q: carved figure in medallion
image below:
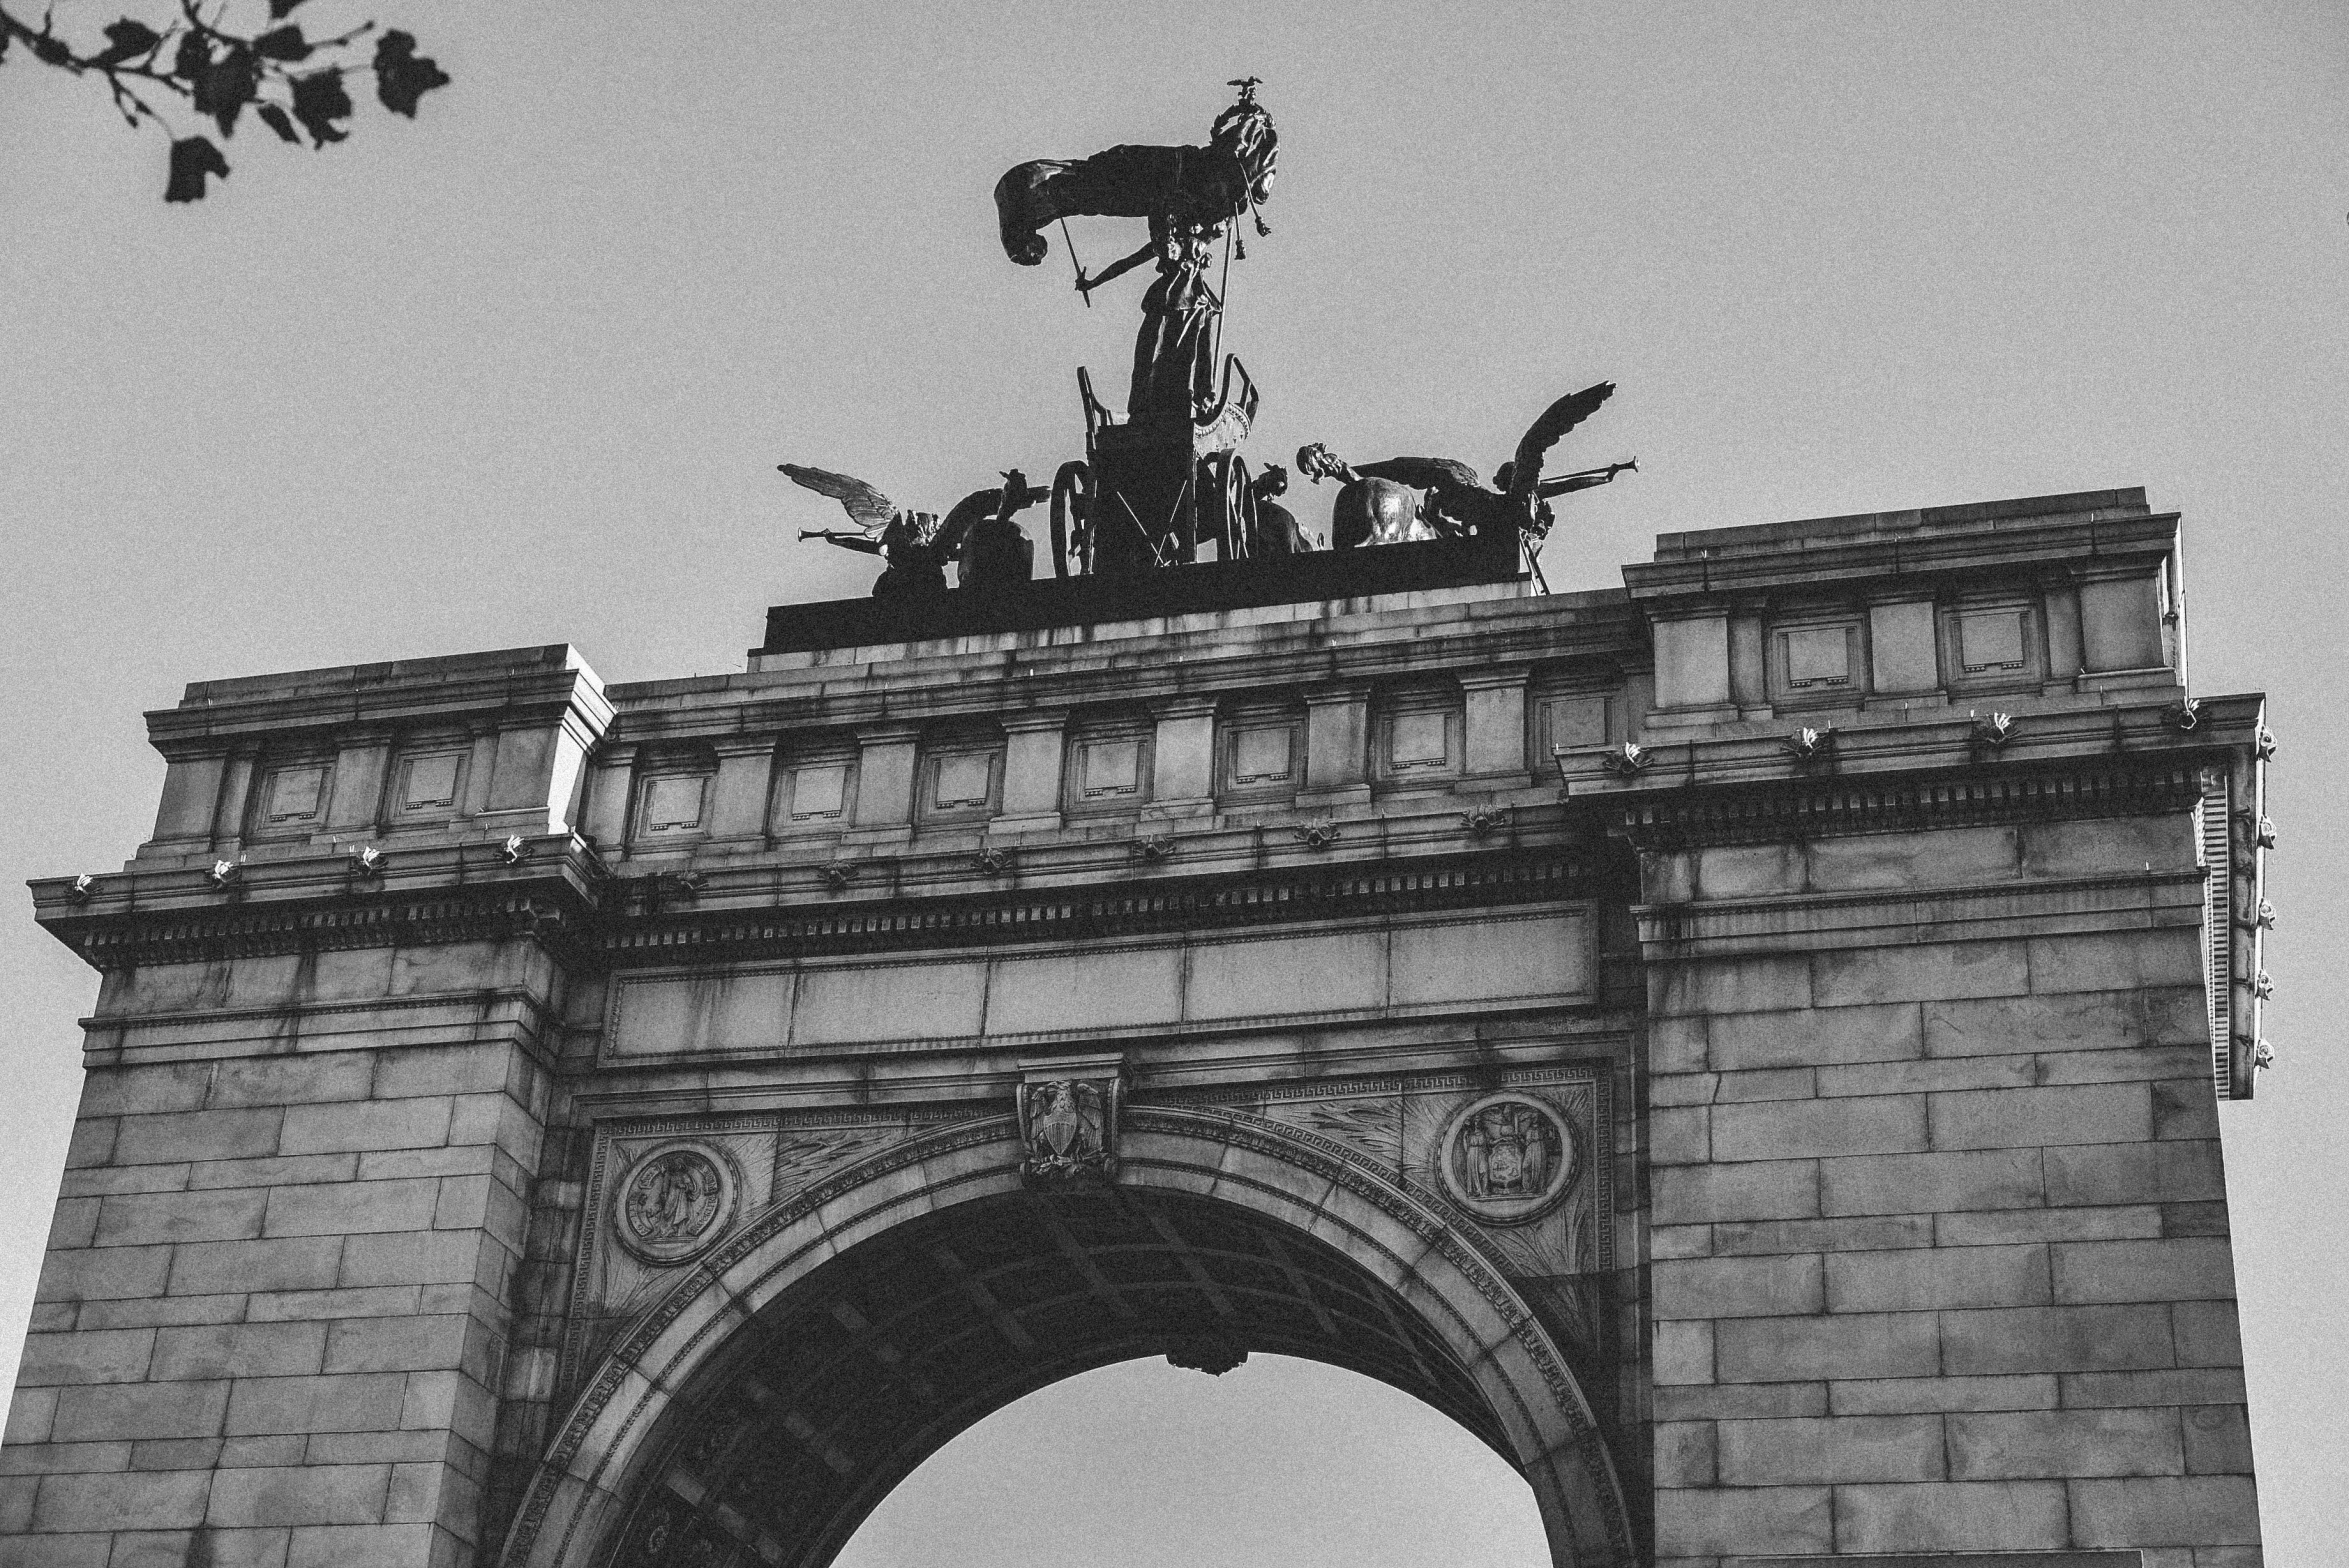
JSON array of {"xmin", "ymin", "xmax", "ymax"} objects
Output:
[
  {"xmin": 616, "ymin": 1143, "xmax": 738, "ymax": 1264},
  {"xmin": 1439, "ymin": 1093, "xmax": 1578, "ymax": 1224},
  {"xmin": 1017, "ymin": 1078, "xmax": 1119, "ymax": 1183}
]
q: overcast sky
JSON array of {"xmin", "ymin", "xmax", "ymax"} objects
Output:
[{"xmin": 3, "ymin": 3, "xmax": 2344, "ymax": 1563}]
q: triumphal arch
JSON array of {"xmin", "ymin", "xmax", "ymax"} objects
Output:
[
  {"xmin": 5, "ymin": 484, "xmax": 2271, "ymax": 1568},
  {"xmin": 5, "ymin": 85, "xmax": 2272, "ymax": 1568}
]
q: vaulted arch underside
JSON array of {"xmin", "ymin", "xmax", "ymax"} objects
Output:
[{"xmin": 502, "ymin": 1110, "xmax": 1632, "ymax": 1568}]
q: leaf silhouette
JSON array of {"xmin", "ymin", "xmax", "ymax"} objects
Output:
[
  {"xmin": 91, "ymin": 19, "xmax": 163, "ymax": 69},
  {"xmin": 267, "ymin": 0, "xmax": 311, "ymax": 15},
  {"xmin": 255, "ymin": 103, "xmax": 300, "ymax": 144},
  {"xmin": 372, "ymin": 30, "xmax": 449, "ymax": 118},
  {"xmin": 252, "ymin": 25, "xmax": 311, "ymax": 62},
  {"xmin": 165, "ymin": 136, "xmax": 230, "ymax": 202},
  {"xmin": 289, "ymin": 68, "xmax": 353, "ymax": 146}
]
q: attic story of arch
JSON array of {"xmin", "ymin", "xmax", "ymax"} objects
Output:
[{"xmin": 779, "ymin": 81, "xmax": 1637, "ymax": 600}]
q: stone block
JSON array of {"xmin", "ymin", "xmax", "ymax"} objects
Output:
[
  {"xmin": 224, "ymin": 1373, "xmax": 409, "ymax": 1437},
  {"xmin": 77, "ymin": 1063, "xmax": 214, "ymax": 1119},
  {"xmin": 1691, "ymin": 841, "xmax": 1804, "ymax": 899},
  {"xmin": 1939, "ymin": 1304, "xmax": 2174, "ymax": 1375},
  {"xmin": 1653, "ymin": 1254, "xmax": 1823, "ymax": 1319},
  {"xmin": 2158, "ymin": 1200, "xmax": 2231, "ymax": 1239},
  {"xmin": 304, "ymin": 1430, "xmax": 447, "ymax": 1467},
  {"xmin": 76, "ymin": 1295, "xmax": 243, "ymax": 1331},
  {"xmin": 15, "ymin": 1328, "xmax": 157, "ymax": 1387},
  {"xmin": 1714, "ymin": 1216, "xmax": 1931, "ymax": 1256},
  {"xmin": 1711, "ymin": 1095, "xmax": 1926, "ymax": 1162},
  {"xmin": 51, "ymin": 1379, "xmax": 231, "ymax": 1442},
  {"xmin": 1706, "ymin": 1003, "xmax": 1923, "ymax": 1070},
  {"xmin": 1820, "ymin": 1147, "xmax": 2044, "ymax": 1216},
  {"xmin": 113, "ymin": 1528, "xmax": 293, "ymax": 1568},
  {"xmin": 1655, "ymin": 1484, "xmax": 1831, "ymax": 1557},
  {"xmin": 31, "ymin": 1469, "xmax": 213, "ymax": 1532},
  {"xmin": 45, "ymin": 1199, "xmax": 100, "ymax": 1252},
  {"xmin": 358, "ymin": 1148, "xmax": 493, "ymax": 1183},
  {"xmin": 1714, "ymin": 1312, "xmax": 1939, "ymax": 1382},
  {"xmin": 204, "ymin": 1056, "xmax": 376, "ymax": 1110},
  {"xmin": 338, "ymin": 1231, "xmax": 492, "ymax": 1291},
  {"xmin": 2020, "ymin": 813, "xmax": 2198, "ymax": 879},
  {"xmin": 1805, "ymin": 825, "xmax": 2019, "ymax": 892},
  {"xmin": 1652, "ymin": 955, "xmax": 1813, "ymax": 1018},
  {"xmin": 1649, "ymin": 1107, "xmax": 1711, "ymax": 1166},
  {"xmin": 2181, "ymin": 1404, "xmax": 2255, "ymax": 1474},
  {"xmin": 322, "ymin": 1315, "xmax": 472, "ymax": 1376},
  {"xmin": 1833, "ymin": 1479, "xmax": 2070, "ymax": 1552},
  {"xmin": 188, "ymin": 1156, "xmax": 358, "ymax": 1192},
  {"xmin": 1812, "ymin": 943, "xmax": 2030, "ymax": 1008},
  {"xmin": 284, "ymin": 1522, "xmax": 445, "ymax": 1568},
  {"xmin": 1825, "ymin": 1244, "xmax": 2050, "ymax": 1312},
  {"xmin": 1820, "ymin": 1053, "xmax": 2046, "ymax": 1098},
  {"xmin": 129, "ymin": 1437, "xmax": 223, "ymax": 1470},
  {"xmin": 1925, "ymin": 988, "xmax": 2207, "ymax": 1058},
  {"xmin": 1653, "ymin": 1382, "xmax": 1828, "ymax": 1420},
  {"xmin": 0, "ymin": 1441, "xmax": 132, "ymax": 1478},
  {"xmin": 2027, "ymin": 928, "xmax": 2202, "ymax": 996},
  {"xmin": 1652, "ymin": 1224, "xmax": 1712, "ymax": 1260},
  {"xmin": 65, "ymin": 1119, "xmax": 119, "ymax": 1169},
  {"xmin": 1654, "ymin": 1421, "xmax": 1717, "ymax": 1487},
  {"xmin": 1928, "ymin": 1083, "xmax": 2151, "ymax": 1151},
  {"xmin": 1946, "ymin": 1407, "xmax": 2182, "ymax": 1478},
  {"xmin": 1654, "ymin": 1321, "xmax": 1715, "ymax": 1385},
  {"xmin": 1650, "ymin": 1071, "xmax": 1720, "ymax": 1108},
  {"xmin": 2, "ymin": 1386, "xmax": 57, "ymax": 1444},
  {"xmin": 206, "ymin": 1463, "xmax": 392, "ymax": 1528},
  {"xmin": 168, "ymin": 1238, "xmax": 343, "ymax": 1297},
  {"xmin": 263, "ymin": 1179, "xmax": 442, "ymax": 1239},
  {"xmin": 2151, "ymin": 1079, "xmax": 2220, "ymax": 1141},
  {"xmin": 1828, "ymin": 1373, "xmax": 2058, "ymax": 1415},
  {"xmin": 1718, "ymin": 1413, "xmax": 1945, "ymax": 1484},
  {"xmin": 149, "ymin": 1322, "xmax": 328, "ymax": 1382},
  {"xmin": 1936, "ymin": 1207, "xmax": 2162, "ymax": 1247},
  {"xmin": 1650, "ymin": 1016, "xmax": 1708, "ymax": 1073},
  {"xmin": 1654, "ymin": 1161, "xmax": 1819, "ymax": 1224},
  {"xmin": 2069, "ymin": 1475, "xmax": 2261, "ymax": 1547},
  {"xmin": 2060, "ymin": 1368, "xmax": 2246, "ymax": 1408},
  {"xmin": 244, "ymin": 1287, "xmax": 423, "ymax": 1325},
  {"xmin": 59, "ymin": 1165, "xmax": 193, "ymax": 1199},
  {"xmin": 2039, "ymin": 1044, "xmax": 2214, "ymax": 1089},
  {"xmin": 95, "ymin": 1188, "xmax": 269, "ymax": 1248},
  {"xmin": 0, "ymin": 1473, "xmax": 34, "ymax": 1535},
  {"xmin": 113, "ymin": 1109, "xmax": 284, "ymax": 1166},
  {"xmin": 1714, "ymin": 1068, "xmax": 1817, "ymax": 1102},
  {"xmin": 2044, "ymin": 1142, "xmax": 2224, "ymax": 1209},
  {"xmin": 34, "ymin": 1245, "xmax": 175, "ymax": 1307},
  {"xmin": 2050, "ymin": 1237, "xmax": 2236, "ymax": 1304},
  {"xmin": 279, "ymin": 1099, "xmax": 453, "ymax": 1157},
  {"xmin": 1651, "ymin": 614, "xmax": 1732, "ymax": 710},
  {"xmin": 2172, "ymin": 1301, "xmax": 2246, "ymax": 1368}
]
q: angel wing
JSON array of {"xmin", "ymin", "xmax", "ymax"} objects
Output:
[
  {"xmin": 1353, "ymin": 456, "xmax": 1484, "ymax": 495},
  {"xmin": 1506, "ymin": 382, "xmax": 1614, "ymax": 499},
  {"xmin": 778, "ymin": 464, "xmax": 899, "ymax": 532}
]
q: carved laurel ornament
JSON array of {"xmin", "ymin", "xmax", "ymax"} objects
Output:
[
  {"xmin": 1437, "ymin": 1092, "xmax": 1579, "ymax": 1223},
  {"xmin": 613, "ymin": 1142, "xmax": 741, "ymax": 1265}
]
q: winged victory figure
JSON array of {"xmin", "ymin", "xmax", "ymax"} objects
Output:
[
  {"xmin": 782, "ymin": 463, "xmax": 1048, "ymax": 597},
  {"xmin": 1295, "ymin": 381, "xmax": 1633, "ymax": 584}
]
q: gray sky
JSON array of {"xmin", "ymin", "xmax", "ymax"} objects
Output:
[{"xmin": 3, "ymin": 2, "xmax": 2343, "ymax": 1562}]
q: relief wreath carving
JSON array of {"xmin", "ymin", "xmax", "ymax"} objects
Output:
[
  {"xmin": 1438, "ymin": 1093, "xmax": 1578, "ymax": 1223},
  {"xmin": 615, "ymin": 1143, "xmax": 739, "ymax": 1264}
]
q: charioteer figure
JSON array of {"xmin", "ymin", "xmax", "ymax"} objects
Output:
[{"xmin": 996, "ymin": 79, "xmax": 1277, "ymax": 426}]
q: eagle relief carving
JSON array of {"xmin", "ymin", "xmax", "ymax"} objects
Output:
[{"xmin": 1017, "ymin": 1078, "xmax": 1118, "ymax": 1183}]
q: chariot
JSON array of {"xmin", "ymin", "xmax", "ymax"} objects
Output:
[{"xmin": 1048, "ymin": 355, "xmax": 1262, "ymax": 577}]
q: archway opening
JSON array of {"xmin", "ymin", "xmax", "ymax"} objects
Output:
[
  {"xmin": 604, "ymin": 1185, "xmax": 1535, "ymax": 1567},
  {"xmin": 833, "ymin": 1353, "xmax": 1553, "ymax": 1568}
]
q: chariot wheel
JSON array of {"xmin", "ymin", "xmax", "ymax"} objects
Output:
[
  {"xmin": 1050, "ymin": 460, "xmax": 1093, "ymax": 579},
  {"xmin": 1199, "ymin": 451, "xmax": 1254, "ymax": 563}
]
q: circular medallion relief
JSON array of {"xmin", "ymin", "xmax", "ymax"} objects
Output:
[
  {"xmin": 1438, "ymin": 1093, "xmax": 1579, "ymax": 1224},
  {"xmin": 615, "ymin": 1142, "xmax": 738, "ymax": 1265}
]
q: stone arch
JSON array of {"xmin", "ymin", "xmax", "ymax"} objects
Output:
[{"xmin": 500, "ymin": 1105, "xmax": 1635, "ymax": 1568}]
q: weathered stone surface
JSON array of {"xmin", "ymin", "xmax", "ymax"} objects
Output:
[{"xmin": 6, "ymin": 492, "xmax": 2265, "ymax": 1568}]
